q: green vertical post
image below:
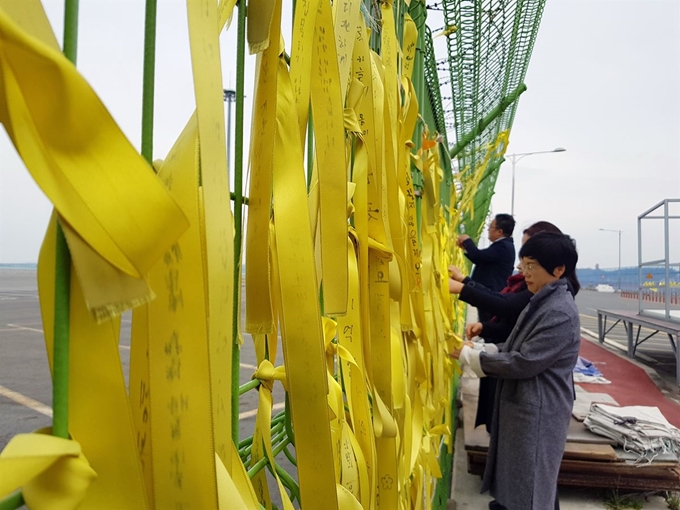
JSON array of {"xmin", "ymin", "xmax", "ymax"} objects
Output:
[
  {"xmin": 0, "ymin": 3, "xmax": 80, "ymax": 506},
  {"xmin": 52, "ymin": 225, "xmax": 71, "ymax": 440},
  {"xmin": 306, "ymin": 111, "xmax": 314, "ymax": 189},
  {"xmin": 62, "ymin": 0, "xmax": 79, "ymax": 66},
  {"xmin": 395, "ymin": 0, "xmax": 405, "ymax": 49},
  {"xmin": 409, "ymin": 0, "xmax": 426, "ymax": 244},
  {"xmin": 439, "ymin": 145, "xmax": 453, "ymax": 222},
  {"xmin": 368, "ymin": 0, "xmax": 380, "ymax": 53},
  {"xmin": 432, "ymin": 372, "xmax": 459, "ymax": 508},
  {"xmin": 410, "ymin": 0, "xmax": 426, "ymax": 155},
  {"xmin": 52, "ymin": 0, "xmax": 80, "ymax": 442},
  {"xmin": 231, "ymin": 0, "xmax": 247, "ymax": 445},
  {"xmin": 0, "ymin": 491, "xmax": 24, "ymax": 510},
  {"xmin": 141, "ymin": 0, "xmax": 158, "ymax": 163}
]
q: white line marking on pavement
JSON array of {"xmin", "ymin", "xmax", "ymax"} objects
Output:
[
  {"xmin": 0, "ymin": 384, "xmax": 52, "ymax": 417},
  {"xmin": 6, "ymin": 323, "xmax": 43, "ymax": 333},
  {"xmin": 581, "ymin": 327, "xmax": 657, "ymax": 363},
  {"xmin": 580, "ymin": 314, "xmax": 598, "ymax": 320},
  {"xmin": 238, "ymin": 402, "xmax": 285, "ymax": 420}
]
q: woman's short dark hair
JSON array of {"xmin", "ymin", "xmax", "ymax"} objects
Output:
[
  {"xmin": 494, "ymin": 214, "xmax": 515, "ymax": 237},
  {"xmin": 523, "ymin": 221, "xmax": 562, "ymax": 237},
  {"xmin": 519, "ymin": 232, "xmax": 580, "ymax": 293},
  {"xmin": 522, "ymin": 223, "xmax": 581, "ymax": 294}
]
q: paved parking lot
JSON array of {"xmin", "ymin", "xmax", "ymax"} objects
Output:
[
  {"xmin": 0, "ymin": 267, "xmax": 291, "ymax": 507},
  {"xmin": 0, "ymin": 267, "xmax": 290, "ymax": 446}
]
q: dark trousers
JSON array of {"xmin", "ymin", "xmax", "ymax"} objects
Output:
[{"xmin": 475, "ymin": 376, "xmax": 497, "ymax": 433}]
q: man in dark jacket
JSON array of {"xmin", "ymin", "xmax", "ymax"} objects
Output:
[{"xmin": 457, "ymin": 213, "xmax": 516, "ymax": 321}]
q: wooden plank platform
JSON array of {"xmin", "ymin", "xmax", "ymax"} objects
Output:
[{"xmin": 460, "ymin": 372, "xmax": 680, "ymax": 491}]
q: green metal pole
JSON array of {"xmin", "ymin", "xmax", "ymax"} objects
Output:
[
  {"xmin": 0, "ymin": 4, "xmax": 80, "ymax": 508},
  {"xmin": 52, "ymin": 225, "xmax": 71, "ymax": 440},
  {"xmin": 247, "ymin": 437, "xmax": 292, "ymax": 477},
  {"xmin": 238, "ymin": 378, "xmax": 261, "ymax": 395},
  {"xmin": 432, "ymin": 371, "xmax": 459, "ymax": 509},
  {"xmin": 306, "ymin": 110, "xmax": 314, "ymax": 189},
  {"xmin": 368, "ymin": 0, "xmax": 380, "ymax": 53},
  {"xmin": 141, "ymin": 0, "xmax": 158, "ymax": 163},
  {"xmin": 410, "ymin": 0, "xmax": 426, "ymax": 151},
  {"xmin": 62, "ymin": 0, "xmax": 79, "ymax": 66},
  {"xmin": 449, "ymin": 83, "xmax": 527, "ymax": 159},
  {"xmin": 232, "ymin": 0, "xmax": 247, "ymax": 445},
  {"xmin": 0, "ymin": 491, "xmax": 24, "ymax": 510},
  {"xmin": 395, "ymin": 0, "xmax": 405, "ymax": 50},
  {"xmin": 52, "ymin": 0, "xmax": 80, "ymax": 442},
  {"xmin": 410, "ymin": 0, "xmax": 426, "ymax": 244}
]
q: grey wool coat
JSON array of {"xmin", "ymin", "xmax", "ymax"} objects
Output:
[{"xmin": 479, "ymin": 279, "xmax": 580, "ymax": 510}]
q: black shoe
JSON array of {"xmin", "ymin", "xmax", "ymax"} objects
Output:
[{"xmin": 488, "ymin": 501, "xmax": 506, "ymax": 510}]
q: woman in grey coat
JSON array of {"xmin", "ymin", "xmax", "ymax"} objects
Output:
[{"xmin": 451, "ymin": 232, "xmax": 581, "ymax": 510}]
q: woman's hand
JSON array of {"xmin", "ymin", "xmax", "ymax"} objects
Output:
[
  {"xmin": 447, "ymin": 265, "xmax": 466, "ymax": 282},
  {"xmin": 449, "ymin": 278, "xmax": 464, "ymax": 294},
  {"xmin": 466, "ymin": 322, "xmax": 483, "ymax": 339},
  {"xmin": 450, "ymin": 341, "xmax": 476, "ymax": 360}
]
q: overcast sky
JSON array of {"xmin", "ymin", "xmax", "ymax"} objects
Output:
[{"xmin": 0, "ymin": 0, "xmax": 678, "ymax": 270}]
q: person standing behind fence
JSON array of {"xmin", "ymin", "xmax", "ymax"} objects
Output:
[
  {"xmin": 449, "ymin": 221, "xmax": 578, "ymax": 434},
  {"xmin": 457, "ymin": 214, "xmax": 516, "ymax": 322},
  {"xmin": 450, "ymin": 232, "xmax": 581, "ymax": 510}
]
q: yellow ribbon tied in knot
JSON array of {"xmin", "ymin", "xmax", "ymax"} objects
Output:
[
  {"xmin": 0, "ymin": 432, "xmax": 97, "ymax": 510},
  {"xmin": 253, "ymin": 359, "xmax": 288, "ymax": 392}
]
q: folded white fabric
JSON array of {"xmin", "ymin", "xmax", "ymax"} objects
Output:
[
  {"xmin": 584, "ymin": 403, "xmax": 680, "ymax": 464},
  {"xmin": 573, "ymin": 373, "xmax": 611, "ymax": 384}
]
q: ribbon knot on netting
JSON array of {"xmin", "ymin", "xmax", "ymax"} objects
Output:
[{"xmin": 253, "ymin": 359, "xmax": 287, "ymax": 392}]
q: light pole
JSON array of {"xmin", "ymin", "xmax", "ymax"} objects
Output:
[
  {"xmin": 599, "ymin": 228, "xmax": 623, "ymax": 292},
  {"xmin": 223, "ymin": 89, "xmax": 236, "ymax": 169},
  {"xmin": 507, "ymin": 147, "xmax": 566, "ymax": 216}
]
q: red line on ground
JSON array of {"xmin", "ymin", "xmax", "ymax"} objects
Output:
[{"xmin": 579, "ymin": 338, "xmax": 680, "ymax": 427}]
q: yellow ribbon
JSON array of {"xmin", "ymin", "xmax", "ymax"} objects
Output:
[
  {"xmin": 0, "ymin": 432, "xmax": 96, "ymax": 510},
  {"xmin": 271, "ymin": 48, "xmax": 339, "ymax": 509},
  {"xmin": 337, "ymin": 238, "xmax": 376, "ymax": 509},
  {"xmin": 310, "ymin": 0, "xmax": 349, "ymax": 316},
  {"xmin": 250, "ymin": 360, "xmax": 294, "ymax": 510},
  {"xmin": 0, "ymin": 4, "xmax": 188, "ymax": 281},
  {"xmin": 245, "ymin": 0, "xmax": 282, "ymax": 335}
]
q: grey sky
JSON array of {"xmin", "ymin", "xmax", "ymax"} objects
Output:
[
  {"xmin": 0, "ymin": 0, "xmax": 678, "ymax": 269},
  {"xmin": 487, "ymin": 0, "xmax": 680, "ymax": 268}
]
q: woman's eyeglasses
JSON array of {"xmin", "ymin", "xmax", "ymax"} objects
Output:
[{"xmin": 522, "ymin": 262, "xmax": 538, "ymax": 273}]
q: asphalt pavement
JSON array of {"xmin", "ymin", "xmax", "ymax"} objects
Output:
[{"xmin": 0, "ymin": 267, "xmax": 292, "ymax": 508}]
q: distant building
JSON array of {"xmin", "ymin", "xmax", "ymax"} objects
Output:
[{"xmin": 577, "ymin": 266, "xmax": 680, "ymax": 291}]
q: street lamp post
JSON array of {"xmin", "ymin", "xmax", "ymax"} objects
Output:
[
  {"xmin": 599, "ymin": 228, "xmax": 623, "ymax": 292},
  {"xmin": 223, "ymin": 89, "xmax": 236, "ymax": 169},
  {"xmin": 507, "ymin": 147, "xmax": 566, "ymax": 216}
]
